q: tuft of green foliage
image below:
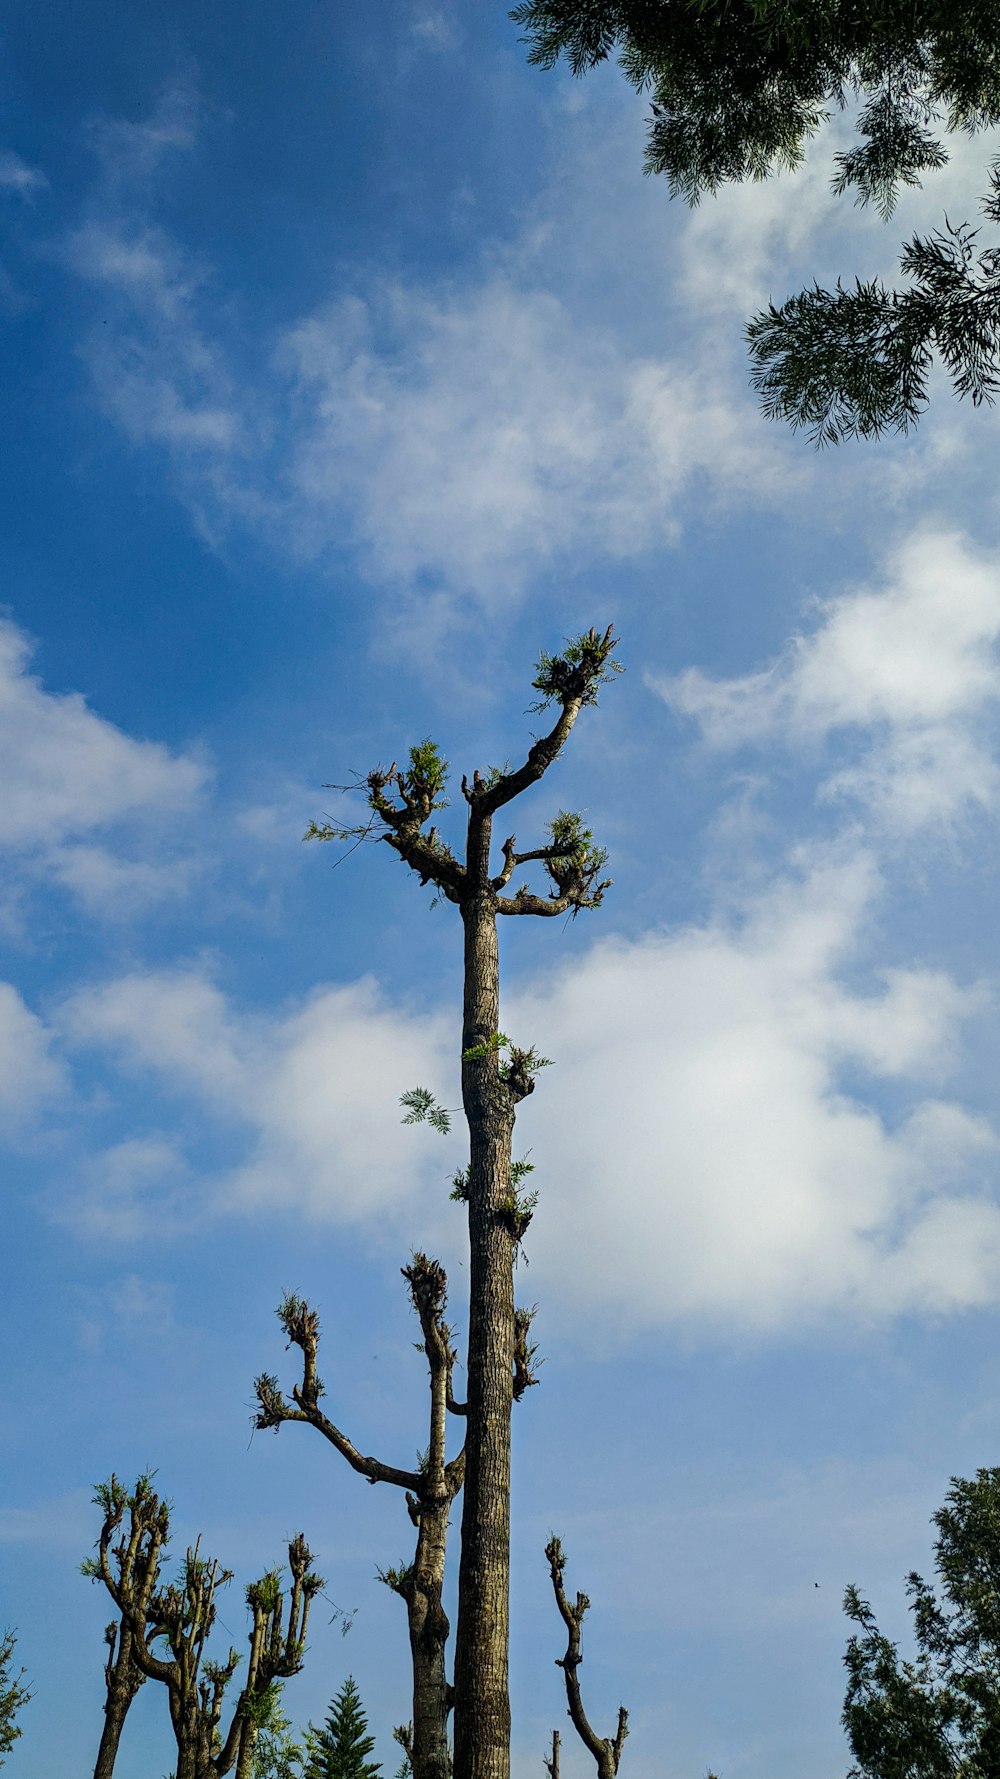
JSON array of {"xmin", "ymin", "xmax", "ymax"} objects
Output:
[
  {"xmin": 246, "ymin": 1570, "xmax": 283, "ymax": 1618},
  {"xmin": 461, "ymin": 1033, "xmax": 551, "ymax": 1084},
  {"xmin": 377, "ymin": 1561, "xmax": 416, "ymax": 1596},
  {"xmin": 502, "ymin": 1043, "xmax": 552, "ymax": 1084},
  {"xmin": 400, "ymin": 1087, "xmax": 452, "ymax": 1135},
  {"xmin": 531, "ymin": 628, "xmax": 622, "ymax": 712},
  {"xmin": 545, "ymin": 811, "xmax": 609, "ymax": 891},
  {"xmin": 461, "ymin": 1031, "xmax": 510, "ymax": 1063},
  {"xmin": 391, "ymin": 1726, "xmax": 413, "ymax": 1779},
  {"xmin": 404, "ymin": 739, "xmax": 449, "ymax": 806},
  {"xmin": 251, "ymin": 1684, "xmax": 305, "ymax": 1778}
]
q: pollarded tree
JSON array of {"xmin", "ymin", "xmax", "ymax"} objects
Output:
[
  {"xmin": 83, "ymin": 1473, "xmax": 167, "ymax": 1779},
  {"xmin": 513, "ymin": 2, "xmax": 1000, "ymax": 440},
  {"xmin": 843, "ymin": 1466, "xmax": 1000, "ymax": 1777},
  {"xmin": 235, "ymin": 1546, "xmax": 326, "ymax": 1779},
  {"xmin": 273, "ymin": 626, "xmax": 618, "ymax": 1779},
  {"xmin": 256, "ymin": 1254, "xmax": 469, "ymax": 1779},
  {"xmin": 89, "ymin": 1475, "xmax": 322, "ymax": 1779},
  {"xmin": 304, "ymin": 1675, "xmax": 382, "ymax": 1779}
]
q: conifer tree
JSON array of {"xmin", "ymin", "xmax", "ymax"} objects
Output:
[{"xmin": 303, "ymin": 1677, "xmax": 382, "ymax": 1779}]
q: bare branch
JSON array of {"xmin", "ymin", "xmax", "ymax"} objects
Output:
[
  {"xmin": 545, "ymin": 1536, "xmax": 628, "ymax": 1779},
  {"xmin": 497, "ymin": 883, "xmax": 611, "ymax": 918},
  {"xmin": 492, "ymin": 836, "xmax": 580, "ymax": 891}
]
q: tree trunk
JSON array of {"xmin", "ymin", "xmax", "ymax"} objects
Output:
[
  {"xmin": 408, "ymin": 1491, "xmax": 454, "ymax": 1779},
  {"xmin": 175, "ymin": 1742, "xmax": 198, "ymax": 1779},
  {"xmin": 453, "ymin": 816, "xmax": 515, "ymax": 1779},
  {"xmin": 233, "ymin": 1717, "xmax": 257, "ymax": 1779},
  {"xmin": 92, "ymin": 1682, "xmax": 131, "ymax": 1779},
  {"xmin": 93, "ymin": 1621, "xmax": 146, "ymax": 1779}
]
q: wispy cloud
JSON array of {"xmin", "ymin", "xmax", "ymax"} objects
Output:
[
  {"xmin": 86, "ymin": 76, "xmax": 203, "ymax": 187},
  {"xmin": 410, "ymin": 6, "xmax": 460, "ymax": 52},
  {"xmin": 280, "ymin": 278, "xmax": 796, "ymax": 603},
  {"xmin": 58, "ymin": 83, "xmax": 803, "ymax": 614},
  {"xmin": 68, "ymin": 219, "xmax": 249, "ymax": 459},
  {"xmin": 0, "ymin": 149, "xmax": 48, "ymax": 199}
]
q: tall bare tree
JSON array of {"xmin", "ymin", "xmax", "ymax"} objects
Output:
[
  {"xmin": 300, "ymin": 627, "xmax": 619, "ymax": 1779},
  {"xmin": 89, "ymin": 1474, "xmax": 321, "ymax": 1779},
  {"xmin": 544, "ymin": 1538, "xmax": 628, "ymax": 1779},
  {"xmin": 255, "ymin": 1253, "xmax": 470, "ymax": 1779}
]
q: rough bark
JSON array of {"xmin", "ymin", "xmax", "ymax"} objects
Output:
[
  {"xmin": 92, "ymin": 1618, "xmax": 145, "ymax": 1779},
  {"xmin": 452, "ymin": 842, "xmax": 516, "ymax": 1779}
]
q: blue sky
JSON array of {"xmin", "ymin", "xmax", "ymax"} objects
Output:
[{"xmin": 5, "ymin": 4, "xmax": 1000, "ymax": 1776}]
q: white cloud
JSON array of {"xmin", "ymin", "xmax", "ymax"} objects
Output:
[
  {"xmin": 0, "ymin": 619, "xmax": 205, "ymax": 846},
  {"xmin": 60, "ymin": 83, "xmax": 826, "ymax": 608},
  {"xmin": 655, "ymin": 530, "xmax": 1000, "ymax": 831},
  {"xmin": 57, "ymin": 845, "xmax": 1000, "ymax": 1329},
  {"xmin": 0, "ymin": 982, "xmax": 66, "ymax": 1137},
  {"xmin": 0, "ymin": 617, "xmax": 207, "ymax": 913},
  {"xmin": 66, "ymin": 1137, "xmax": 193, "ymax": 1241},
  {"xmin": 60, "ymin": 969, "xmax": 455, "ymax": 1229},
  {"xmin": 509, "ymin": 847, "xmax": 999, "ymax": 1333}
]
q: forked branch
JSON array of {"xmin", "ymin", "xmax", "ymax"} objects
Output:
[
  {"xmin": 254, "ymin": 1295, "xmax": 422, "ymax": 1492},
  {"xmin": 470, "ymin": 626, "xmax": 620, "ymax": 816}
]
